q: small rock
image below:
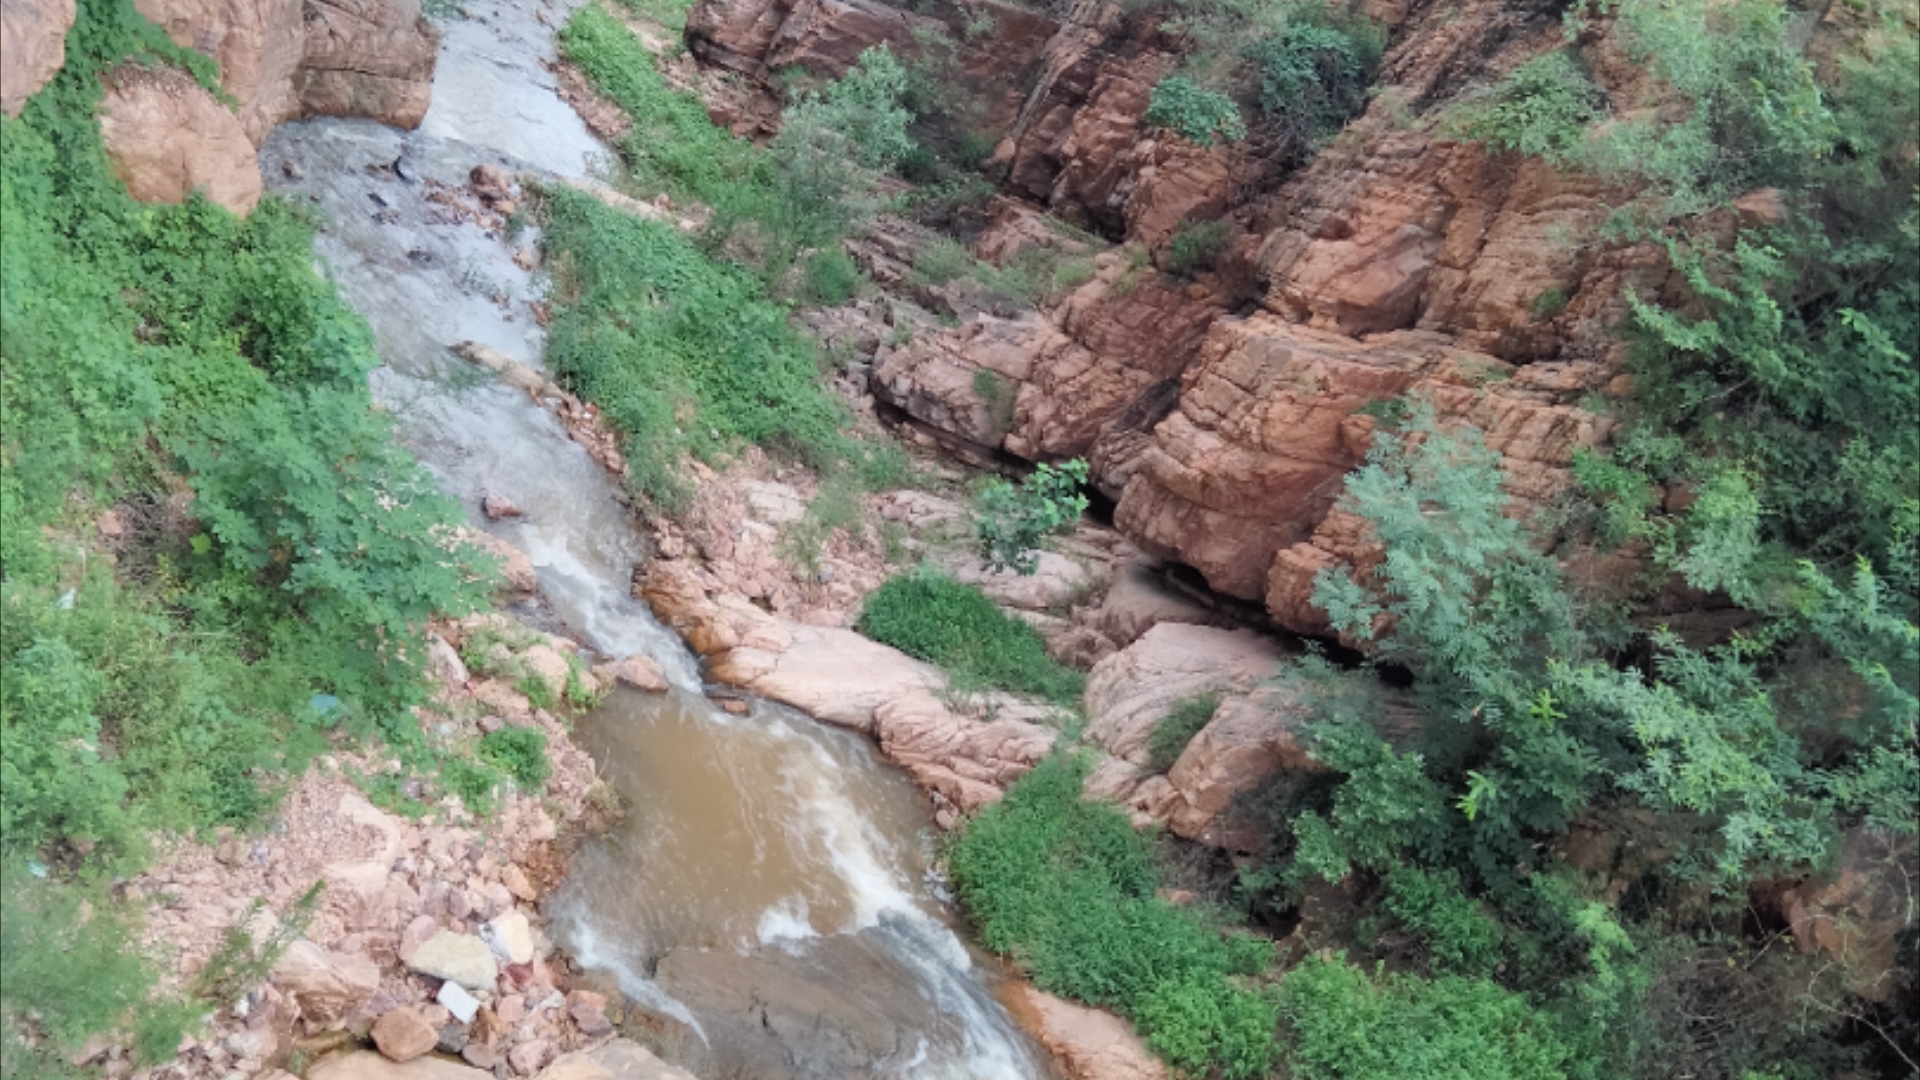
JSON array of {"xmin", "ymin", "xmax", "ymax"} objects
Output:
[
  {"xmin": 481, "ymin": 492, "xmax": 523, "ymax": 521},
  {"xmin": 438, "ymin": 979, "xmax": 482, "ymax": 1023},
  {"xmin": 437, "ymin": 1023, "xmax": 469, "ymax": 1055},
  {"xmin": 462, "ymin": 1042, "xmax": 499, "ymax": 1070},
  {"xmin": 608, "ymin": 654, "xmax": 668, "ymax": 693},
  {"xmin": 567, "ymin": 991, "xmax": 612, "ymax": 1037},
  {"xmin": 502, "ymin": 864, "xmax": 538, "ymax": 903},
  {"xmin": 507, "ymin": 1039, "xmax": 551, "ymax": 1076},
  {"xmin": 405, "ymin": 931, "xmax": 498, "ymax": 991},
  {"xmin": 720, "ymin": 699, "xmax": 749, "ymax": 715},
  {"xmin": 427, "ymin": 634, "xmax": 470, "ymax": 691},
  {"xmin": 399, "ymin": 915, "xmax": 439, "ymax": 962},
  {"xmin": 67, "ymin": 1033, "xmax": 113, "ymax": 1067},
  {"xmin": 493, "ymin": 994, "xmax": 526, "ymax": 1025},
  {"xmin": 94, "ymin": 511, "xmax": 125, "ymax": 539},
  {"xmin": 370, "ymin": 1006, "xmax": 437, "ymax": 1063},
  {"xmin": 482, "ymin": 910, "xmax": 535, "ymax": 965}
]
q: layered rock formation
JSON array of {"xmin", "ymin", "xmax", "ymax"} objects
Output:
[{"xmin": 683, "ymin": 0, "xmax": 1664, "ymax": 636}]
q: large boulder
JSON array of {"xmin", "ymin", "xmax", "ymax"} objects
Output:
[
  {"xmin": 98, "ymin": 64, "xmax": 263, "ymax": 215},
  {"xmin": 0, "ymin": 0, "xmax": 75, "ymax": 115},
  {"xmin": 536, "ymin": 1039, "xmax": 700, "ymax": 1080},
  {"xmin": 309, "ymin": 1051, "xmax": 493, "ymax": 1080},
  {"xmin": 1082, "ymin": 622, "xmax": 1284, "ymax": 765},
  {"xmin": 132, "ymin": 0, "xmax": 303, "ymax": 141},
  {"xmin": 405, "ymin": 931, "xmax": 499, "ymax": 992},
  {"xmin": 294, "ymin": 0, "xmax": 438, "ymax": 128}
]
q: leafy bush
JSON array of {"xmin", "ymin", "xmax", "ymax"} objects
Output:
[
  {"xmin": 1163, "ymin": 219, "xmax": 1230, "ymax": 277},
  {"xmin": 1453, "ymin": 51, "xmax": 1604, "ymax": 166},
  {"xmin": 1147, "ymin": 693, "xmax": 1220, "ymax": 772},
  {"xmin": 949, "ymin": 754, "xmax": 1279, "ymax": 1077},
  {"xmin": 1144, "ymin": 76, "xmax": 1247, "ymax": 145},
  {"xmin": 801, "ymin": 247, "xmax": 862, "ymax": 305},
  {"xmin": 1243, "ymin": 10, "xmax": 1384, "ymax": 146},
  {"xmin": 478, "ymin": 727, "xmax": 550, "ymax": 790},
  {"xmin": 1278, "ymin": 954, "xmax": 1578, "ymax": 1080},
  {"xmin": 857, "ymin": 571, "xmax": 1084, "ymax": 704},
  {"xmin": 974, "ymin": 459, "xmax": 1090, "ymax": 575},
  {"xmin": 1381, "ymin": 867, "xmax": 1504, "ymax": 976}
]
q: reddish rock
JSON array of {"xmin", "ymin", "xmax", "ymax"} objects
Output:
[
  {"xmin": 98, "ymin": 65, "xmax": 263, "ymax": 215},
  {"xmin": 1, "ymin": 0, "xmax": 75, "ymax": 116},
  {"xmin": 567, "ymin": 990, "xmax": 613, "ymax": 1037},
  {"xmin": 481, "ymin": 492, "xmax": 523, "ymax": 520},
  {"xmin": 270, "ymin": 940, "xmax": 382, "ymax": 1029},
  {"xmin": 506, "ymin": 1038, "xmax": 551, "ymax": 1076},
  {"xmin": 370, "ymin": 1005, "xmax": 438, "ymax": 1063}
]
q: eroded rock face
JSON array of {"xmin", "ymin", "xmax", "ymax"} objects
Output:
[
  {"xmin": 132, "ymin": 0, "xmax": 304, "ymax": 141},
  {"xmin": 1, "ymin": 0, "xmax": 76, "ymax": 116},
  {"xmin": 98, "ymin": 65, "xmax": 265, "ymax": 214},
  {"xmin": 1005, "ymin": 984, "xmax": 1169, "ymax": 1080},
  {"xmin": 1115, "ymin": 313, "xmax": 1607, "ymax": 613},
  {"xmin": 294, "ymin": 0, "xmax": 438, "ymax": 128}
]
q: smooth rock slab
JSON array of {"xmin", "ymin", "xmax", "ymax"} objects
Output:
[
  {"xmin": 372, "ymin": 1006, "xmax": 439, "ymax": 1063},
  {"xmin": 406, "ymin": 931, "xmax": 498, "ymax": 991}
]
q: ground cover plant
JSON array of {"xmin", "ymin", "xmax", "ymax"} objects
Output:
[
  {"xmin": 856, "ymin": 569, "xmax": 1084, "ymax": 704},
  {"xmin": 948, "ymin": 754, "xmax": 1279, "ymax": 1078},
  {"xmin": 1, "ymin": 0, "xmax": 500, "ymax": 1066}
]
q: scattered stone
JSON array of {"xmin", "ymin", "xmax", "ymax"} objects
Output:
[
  {"xmin": 503, "ymin": 864, "xmax": 538, "ymax": 902},
  {"xmin": 437, "ymin": 1023, "xmax": 469, "ymax": 1055},
  {"xmin": 405, "ymin": 931, "xmax": 498, "ymax": 991},
  {"xmin": 507, "ymin": 1038, "xmax": 551, "ymax": 1076},
  {"xmin": 371, "ymin": 1006, "xmax": 438, "ymax": 1063},
  {"xmin": 608, "ymin": 654, "xmax": 668, "ymax": 693},
  {"xmin": 493, "ymin": 994, "xmax": 527, "ymax": 1025},
  {"xmin": 482, "ymin": 910, "xmax": 535, "ymax": 965},
  {"xmin": 308, "ymin": 1049, "xmax": 493, "ymax": 1079},
  {"xmin": 567, "ymin": 990, "xmax": 613, "ymax": 1037},
  {"xmin": 461, "ymin": 1042, "xmax": 499, "ymax": 1070},
  {"xmin": 400, "ymin": 914, "xmax": 440, "ymax": 962},
  {"xmin": 271, "ymin": 940, "xmax": 382, "ymax": 1028},
  {"xmin": 482, "ymin": 492, "xmax": 523, "ymax": 520},
  {"xmin": 427, "ymin": 634, "xmax": 470, "ymax": 691},
  {"xmin": 438, "ymin": 980, "xmax": 481, "ymax": 1024}
]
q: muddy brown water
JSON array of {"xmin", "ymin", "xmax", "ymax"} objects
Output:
[{"xmin": 258, "ymin": 0, "xmax": 1050, "ymax": 1074}]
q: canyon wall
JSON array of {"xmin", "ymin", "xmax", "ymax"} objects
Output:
[{"xmin": 686, "ymin": 0, "xmax": 1666, "ymax": 634}]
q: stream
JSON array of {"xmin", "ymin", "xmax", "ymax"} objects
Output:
[{"xmin": 256, "ymin": 0, "xmax": 1049, "ymax": 1075}]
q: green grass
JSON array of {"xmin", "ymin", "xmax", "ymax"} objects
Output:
[
  {"xmin": 1147, "ymin": 693, "xmax": 1220, "ymax": 772},
  {"xmin": 540, "ymin": 187, "xmax": 884, "ymax": 508},
  {"xmin": 948, "ymin": 754, "xmax": 1279, "ymax": 1078},
  {"xmin": 856, "ymin": 571, "xmax": 1084, "ymax": 705}
]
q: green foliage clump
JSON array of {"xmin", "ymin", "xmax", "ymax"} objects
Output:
[
  {"xmin": 1144, "ymin": 76, "xmax": 1247, "ymax": 145},
  {"xmin": 949, "ymin": 755, "xmax": 1278, "ymax": 1078},
  {"xmin": 974, "ymin": 459, "xmax": 1090, "ymax": 575},
  {"xmin": 800, "ymin": 247, "xmax": 863, "ymax": 306},
  {"xmin": 1, "ymin": 868, "xmax": 200, "ymax": 1076},
  {"xmin": 857, "ymin": 571, "xmax": 1084, "ymax": 704},
  {"xmin": 1243, "ymin": 9, "xmax": 1384, "ymax": 147},
  {"xmin": 478, "ymin": 727, "xmax": 550, "ymax": 790},
  {"xmin": 1453, "ymin": 51, "xmax": 1604, "ymax": 167},
  {"xmin": 540, "ymin": 187, "xmax": 877, "ymax": 508},
  {"xmin": 1277, "ymin": 954, "xmax": 1577, "ymax": 1080},
  {"xmin": 1163, "ymin": 219, "xmax": 1230, "ymax": 277},
  {"xmin": 1147, "ymin": 693, "xmax": 1220, "ymax": 772}
]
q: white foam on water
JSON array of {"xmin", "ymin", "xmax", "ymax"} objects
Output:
[
  {"xmin": 552, "ymin": 912, "xmax": 707, "ymax": 1044},
  {"xmin": 755, "ymin": 896, "xmax": 817, "ymax": 947}
]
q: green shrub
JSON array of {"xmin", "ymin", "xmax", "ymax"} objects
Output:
[
  {"xmin": 801, "ymin": 247, "xmax": 862, "ymax": 305},
  {"xmin": 1453, "ymin": 51, "xmax": 1603, "ymax": 167},
  {"xmin": 438, "ymin": 757, "xmax": 504, "ymax": 814},
  {"xmin": 973, "ymin": 459, "xmax": 1089, "ymax": 576},
  {"xmin": 1243, "ymin": 10, "xmax": 1384, "ymax": 146},
  {"xmin": 1277, "ymin": 953, "xmax": 1577, "ymax": 1080},
  {"xmin": 1147, "ymin": 693, "xmax": 1220, "ymax": 772},
  {"xmin": 1163, "ymin": 219, "xmax": 1230, "ymax": 277},
  {"xmin": 948, "ymin": 754, "xmax": 1278, "ymax": 1077},
  {"xmin": 1381, "ymin": 867, "xmax": 1504, "ymax": 976},
  {"xmin": 910, "ymin": 236, "xmax": 975, "ymax": 286},
  {"xmin": 857, "ymin": 571, "xmax": 1084, "ymax": 704},
  {"xmin": 478, "ymin": 727, "xmax": 550, "ymax": 790},
  {"xmin": 1144, "ymin": 76, "xmax": 1246, "ymax": 145}
]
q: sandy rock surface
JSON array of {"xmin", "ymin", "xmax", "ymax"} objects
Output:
[
  {"xmin": 0, "ymin": 0, "xmax": 74, "ymax": 115},
  {"xmin": 99, "ymin": 64, "xmax": 264, "ymax": 214}
]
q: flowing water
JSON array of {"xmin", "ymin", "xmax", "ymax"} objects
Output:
[{"xmin": 257, "ymin": 0, "xmax": 1047, "ymax": 1074}]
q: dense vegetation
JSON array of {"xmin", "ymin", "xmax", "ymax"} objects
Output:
[
  {"xmin": 857, "ymin": 570, "xmax": 1084, "ymax": 704},
  {"xmin": 953, "ymin": 2, "xmax": 1916, "ymax": 1079},
  {"xmin": 0, "ymin": 0, "xmax": 510, "ymax": 1070}
]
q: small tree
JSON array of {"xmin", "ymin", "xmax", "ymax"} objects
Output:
[{"xmin": 974, "ymin": 459, "xmax": 1090, "ymax": 575}]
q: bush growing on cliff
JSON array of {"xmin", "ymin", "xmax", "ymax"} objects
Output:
[
  {"xmin": 857, "ymin": 570, "xmax": 1084, "ymax": 704},
  {"xmin": 1145, "ymin": 76, "xmax": 1247, "ymax": 145}
]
